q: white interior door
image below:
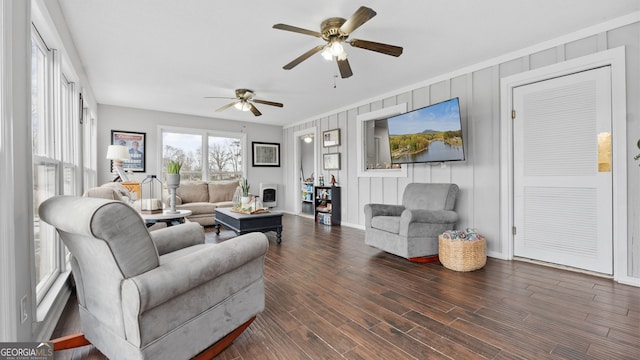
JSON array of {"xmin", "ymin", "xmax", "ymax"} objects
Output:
[{"xmin": 513, "ymin": 66, "xmax": 612, "ymax": 274}]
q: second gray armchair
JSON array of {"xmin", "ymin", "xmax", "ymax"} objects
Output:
[{"xmin": 364, "ymin": 183, "xmax": 459, "ymax": 262}]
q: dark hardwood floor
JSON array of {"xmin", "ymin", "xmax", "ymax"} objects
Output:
[{"xmin": 52, "ymin": 214, "xmax": 640, "ymax": 359}]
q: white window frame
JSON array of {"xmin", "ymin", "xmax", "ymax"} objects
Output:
[{"xmin": 356, "ymin": 103, "xmax": 408, "ymax": 177}]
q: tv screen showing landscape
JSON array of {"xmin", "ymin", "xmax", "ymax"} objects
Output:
[{"xmin": 387, "ymin": 97, "xmax": 465, "ymax": 164}]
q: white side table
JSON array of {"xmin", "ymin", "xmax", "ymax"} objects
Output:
[{"xmin": 140, "ymin": 209, "xmax": 192, "ymax": 228}]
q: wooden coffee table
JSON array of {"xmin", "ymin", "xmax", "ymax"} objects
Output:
[{"xmin": 214, "ymin": 207, "xmax": 283, "ymax": 244}]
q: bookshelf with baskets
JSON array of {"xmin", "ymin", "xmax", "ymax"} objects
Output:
[{"xmin": 314, "ymin": 186, "xmax": 341, "ymax": 225}]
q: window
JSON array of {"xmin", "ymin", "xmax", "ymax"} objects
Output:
[
  {"xmin": 83, "ymin": 107, "xmax": 98, "ymax": 188},
  {"xmin": 31, "ymin": 33, "xmax": 61, "ymax": 302},
  {"xmin": 31, "ymin": 28, "xmax": 81, "ymax": 304},
  {"xmin": 356, "ymin": 104, "xmax": 407, "ymax": 177},
  {"xmin": 161, "ymin": 128, "xmax": 246, "ymax": 182}
]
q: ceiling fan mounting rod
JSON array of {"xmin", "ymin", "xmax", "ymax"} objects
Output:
[{"xmin": 235, "ymin": 88, "xmax": 254, "ymax": 99}]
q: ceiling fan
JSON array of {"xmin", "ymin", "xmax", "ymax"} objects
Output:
[
  {"xmin": 204, "ymin": 89, "xmax": 283, "ymax": 117},
  {"xmin": 273, "ymin": 6, "xmax": 403, "ymax": 79}
]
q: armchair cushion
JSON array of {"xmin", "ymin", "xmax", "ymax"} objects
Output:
[
  {"xmin": 370, "ymin": 216, "xmax": 400, "ymax": 234},
  {"xmin": 149, "ymin": 222, "xmax": 204, "ymax": 255}
]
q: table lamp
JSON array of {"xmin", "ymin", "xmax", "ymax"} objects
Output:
[{"xmin": 106, "ymin": 145, "xmax": 130, "ymax": 180}]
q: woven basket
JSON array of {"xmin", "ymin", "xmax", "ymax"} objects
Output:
[{"xmin": 438, "ymin": 235, "xmax": 487, "ymax": 272}]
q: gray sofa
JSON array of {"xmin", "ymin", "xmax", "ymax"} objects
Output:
[
  {"xmin": 172, "ymin": 180, "xmax": 238, "ymax": 226},
  {"xmin": 39, "ymin": 196, "xmax": 268, "ymax": 359},
  {"xmin": 83, "ymin": 181, "xmax": 238, "ymax": 227},
  {"xmin": 364, "ymin": 183, "xmax": 459, "ymax": 260}
]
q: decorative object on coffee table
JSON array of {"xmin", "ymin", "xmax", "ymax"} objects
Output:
[
  {"xmin": 239, "ymin": 177, "xmax": 251, "ymax": 205},
  {"xmin": 140, "ymin": 175, "xmax": 163, "ymax": 214},
  {"xmin": 166, "ymin": 160, "xmax": 182, "ymax": 214}
]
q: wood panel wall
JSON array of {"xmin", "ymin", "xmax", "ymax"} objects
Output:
[{"xmin": 283, "ymin": 21, "xmax": 640, "ymax": 278}]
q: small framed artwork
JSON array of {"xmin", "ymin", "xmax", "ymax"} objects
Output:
[
  {"xmin": 252, "ymin": 141, "xmax": 280, "ymax": 167},
  {"xmin": 323, "ymin": 153, "xmax": 341, "ymax": 170},
  {"xmin": 323, "ymin": 128, "xmax": 340, "ymax": 147},
  {"xmin": 111, "ymin": 130, "xmax": 146, "ymax": 172}
]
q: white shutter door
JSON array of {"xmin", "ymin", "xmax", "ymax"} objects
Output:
[{"xmin": 513, "ymin": 67, "xmax": 612, "ymax": 274}]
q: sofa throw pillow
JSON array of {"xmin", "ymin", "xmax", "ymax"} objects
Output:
[
  {"xmin": 209, "ymin": 181, "xmax": 239, "ymax": 203},
  {"xmin": 176, "ymin": 181, "xmax": 209, "ymax": 203}
]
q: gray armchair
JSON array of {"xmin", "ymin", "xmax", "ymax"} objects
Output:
[
  {"xmin": 39, "ymin": 196, "xmax": 269, "ymax": 360},
  {"xmin": 364, "ymin": 183, "xmax": 459, "ymax": 261}
]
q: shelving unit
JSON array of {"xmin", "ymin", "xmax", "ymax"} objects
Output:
[
  {"xmin": 301, "ymin": 182, "xmax": 314, "ymax": 203},
  {"xmin": 314, "ymin": 186, "xmax": 341, "ymax": 226}
]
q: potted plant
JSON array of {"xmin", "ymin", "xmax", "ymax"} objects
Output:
[
  {"xmin": 166, "ymin": 160, "xmax": 182, "ymax": 187},
  {"xmin": 239, "ymin": 177, "xmax": 250, "ymax": 204}
]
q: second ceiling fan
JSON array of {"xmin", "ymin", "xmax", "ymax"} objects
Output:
[
  {"xmin": 205, "ymin": 89, "xmax": 283, "ymax": 117},
  {"xmin": 273, "ymin": 6, "xmax": 403, "ymax": 78}
]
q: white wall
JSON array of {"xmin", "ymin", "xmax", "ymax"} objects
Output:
[
  {"xmin": 97, "ymin": 105, "xmax": 284, "ymax": 207},
  {"xmin": 283, "ymin": 19, "xmax": 640, "ymax": 280}
]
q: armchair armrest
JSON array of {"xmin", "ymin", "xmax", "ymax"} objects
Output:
[
  {"xmin": 364, "ymin": 204, "xmax": 405, "ymax": 226},
  {"xmin": 149, "ymin": 222, "xmax": 204, "ymax": 255},
  {"xmin": 122, "ymin": 232, "xmax": 269, "ymax": 313},
  {"xmin": 400, "ymin": 209, "xmax": 459, "ymax": 226}
]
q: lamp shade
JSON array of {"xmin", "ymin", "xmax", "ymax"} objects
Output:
[{"xmin": 106, "ymin": 145, "xmax": 130, "ymax": 160}]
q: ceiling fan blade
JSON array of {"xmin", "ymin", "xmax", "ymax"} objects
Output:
[
  {"xmin": 215, "ymin": 101, "xmax": 239, "ymax": 112},
  {"xmin": 336, "ymin": 58, "xmax": 353, "ymax": 78},
  {"xmin": 204, "ymin": 96, "xmax": 236, "ymax": 100},
  {"xmin": 273, "ymin": 23, "xmax": 322, "ymax": 38},
  {"xmin": 339, "ymin": 6, "xmax": 376, "ymax": 35},
  {"xmin": 248, "ymin": 103, "xmax": 262, "ymax": 116},
  {"xmin": 283, "ymin": 45, "xmax": 325, "ymax": 70},
  {"xmin": 349, "ymin": 39, "xmax": 403, "ymax": 57},
  {"xmin": 253, "ymin": 99, "xmax": 284, "ymax": 108}
]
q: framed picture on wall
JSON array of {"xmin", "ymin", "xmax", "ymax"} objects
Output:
[
  {"xmin": 323, "ymin": 153, "xmax": 341, "ymax": 170},
  {"xmin": 252, "ymin": 141, "xmax": 280, "ymax": 167},
  {"xmin": 111, "ymin": 130, "xmax": 146, "ymax": 172},
  {"xmin": 323, "ymin": 128, "xmax": 340, "ymax": 147}
]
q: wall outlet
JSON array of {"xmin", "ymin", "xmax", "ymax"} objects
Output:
[{"xmin": 20, "ymin": 294, "xmax": 28, "ymax": 323}]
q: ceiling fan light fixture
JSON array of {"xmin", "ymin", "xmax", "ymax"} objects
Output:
[
  {"xmin": 303, "ymin": 134, "xmax": 313, "ymax": 143},
  {"xmin": 234, "ymin": 101, "xmax": 251, "ymax": 112},
  {"xmin": 329, "ymin": 39, "xmax": 344, "ymax": 56},
  {"xmin": 321, "ymin": 46, "xmax": 333, "ymax": 60}
]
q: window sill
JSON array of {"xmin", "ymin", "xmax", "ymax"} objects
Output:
[{"xmin": 35, "ymin": 270, "xmax": 72, "ymax": 340}]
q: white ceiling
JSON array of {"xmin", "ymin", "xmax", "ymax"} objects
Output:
[{"xmin": 56, "ymin": 0, "xmax": 639, "ymax": 127}]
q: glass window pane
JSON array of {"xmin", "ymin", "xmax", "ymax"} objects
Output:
[
  {"xmin": 33, "ymin": 162, "xmax": 58, "ymax": 301},
  {"xmin": 31, "ymin": 41, "xmax": 48, "ymax": 157},
  {"xmin": 162, "ymin": 132, "xmax": 202, "ymax": 181},
  {"xmin": 63, "ymin": 164, "xmax": 75, "ymax": 195},
  {"xmin": 208, "ymin": 136, "xmax": 242, "ymax": 182}
]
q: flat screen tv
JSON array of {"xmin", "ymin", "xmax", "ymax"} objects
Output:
[{"xmin": 387, "ymin": 97, "xmax": 465, "ymax": 164}]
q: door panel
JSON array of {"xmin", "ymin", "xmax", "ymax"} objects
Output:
[{"xmin": 513, "ymin": 67, "xmax": 612, "ymax": 274}]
